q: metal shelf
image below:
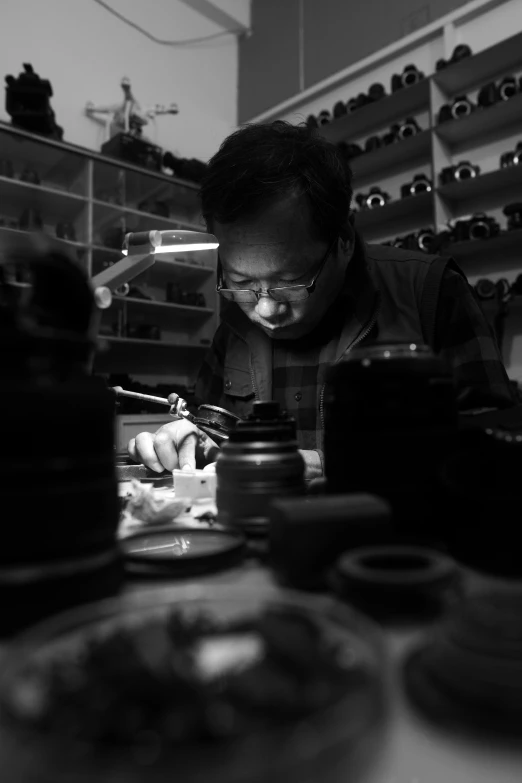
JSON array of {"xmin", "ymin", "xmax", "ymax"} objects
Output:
[
  {"xmin": 447, "ymin": 229, "xmax": 522, "ymax": 260},
  {"xmin": 0, "ymin": 225, "xmax": 87, "ymax": 252},
  {"xmin": 0, "ymin": 175, "xmax": 87, "ymax": 223},
  {"xmin": 91, "ymin": 199, "xmax": 205, "ymax": 233},
  {"xmin": 351, "ymin": 129, "xmax": 432, "ymax": 181},
  {"xmin": 319, "ymin": 80, "xmax": 430, "ymax": 144},
  {"xmin": 435, "ymin": 92, "xmax": 522, "ymax": 148},
  {"xmin": 0, "ymin": 121, "xmax": 200, "ymax": 191},
  {"xmin": 433, "ymin": 31, "xmax": 522, "ymax": 96},
  {"xmin": 437, "ymin": 163, "xmax": 522, "ymax": 202},
  {"xmin": 354, "ymin": 191, "xmax": 433, "ymax": 232},
  {"xmin": 111, "ymin": 296, "xmax": 214, "ymax": 317}
]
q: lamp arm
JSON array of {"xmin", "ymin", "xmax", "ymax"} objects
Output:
[{"xmin": 91, "ymin": 252, "xmax": 156, "ymax": 303}]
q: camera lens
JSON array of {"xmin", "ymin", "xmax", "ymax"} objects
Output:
[
  {"xmin": 216, "ymin": 401, "xmax": 305, "ymax": 537},
  {"xmin": 367, "ymin": 193, "xmax": 386, "ymax": 208},
  {"xmin": 455, "ymin": 163, "xmax": 476, "ymax": 181},
  {"xmin": 499, "ymin": 80, "xmax": 517, "ymax": 101},
  {"xmin": 451, "ymin": 100, "xmax": 472, "ymax": 119},
  {"xmin": 469, "ymin": 220, "xmax": 490, "ymax": 240},
  {"xmin": 324, "ymin": 343, "xmax": 458, "ymax": 541}
]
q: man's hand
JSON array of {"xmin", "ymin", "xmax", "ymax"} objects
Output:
[{"xmin": 128, "ymin": 419, "xmax": 219, "ymax": 472}]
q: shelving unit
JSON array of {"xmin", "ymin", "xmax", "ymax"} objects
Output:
[
  {"xmin": 315, "ymin": 29, "xmax": 522, "ymax": 276},
  {"xmin": 0, "ymin": 121, "xmax": 216, "ymax": 389}
]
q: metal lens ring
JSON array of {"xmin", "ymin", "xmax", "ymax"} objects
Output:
[
  {"xmin": 451, "ymin": 100, "xmax": 472, "ymax": 119},
  {"xmin": 402, "ymin": 71, "xmax": 420, "ymax": 88},
  {"xmin": 410, "ymin": 179, "xmax": 431, "ymax": 195},
  {"xmin": 398, "ymin": 122, "xmax": 417, "ymax": 140},
  {"xmin": 367, "ymin": 194, "xmax": 386, "ymax": 209},
  {"xmin": 455, "ymin": 164, "xmax": 476, "ymax": 181},
  {"xmin": 499, "ymin": 82, "xmax": 517, "ymax": 101},
  {"xmin": 469, "ymin": 220, "xmax": 490, "ymax": 240},
  {"xmin": 417, "ymin": 231, "xmax": 434, "ymax": 252}
]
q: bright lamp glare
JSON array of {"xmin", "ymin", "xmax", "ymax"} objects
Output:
[{"xmin": 155, "ymin": 243, "xmax": 219, "ymax": 253}]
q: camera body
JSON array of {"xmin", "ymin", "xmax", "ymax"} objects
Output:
[
  {"xmin": 439, "ymin": 160, "xmax": 480, "ymax": 186},
  {"xmin": 337, "ymin": 141, "xmax": 364, "ymax": 160},
  {"xmin": 438, "ymin": 94, "xmax": 475, "ymax": 124},
  {"xmin": 478, "ymin": 75, "xmax": 520, "ymax": 108},
  {"xmin": 384, "ymin": 228, "xmax": 435, "ymax": 253},
  {"xmin": 436, "ymin": 44, "xmax": 473, "ymax": 71},
  {"xmin": 400, "ymin": 173, "xmax": 432, "ymax": 198},
  {"xmin": 453, "ymin": 213, "xmax": 501, "ymax": 242},
  {"xmin": 355, "ymin": 186, "xmax": 391, "ymax": 210},
  {"xmin": 5, "ymin": 63, "xmax": 63, "ymax": 140},
  {"xmin": 500, "ymin": 141, "xmax": 522, "ymax": 168},
  {"xmin": 317, "ymin": 110, "xmax": 331, "ymax": 126},
  {"xmin": 391, "ymin": 64, "xmax": 424, "ymax": 93},
  {"xmin": 503, "ymin": 203, "xmax": 522, "ymax": 231}
]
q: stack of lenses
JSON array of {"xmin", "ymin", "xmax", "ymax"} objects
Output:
[
  {"xmin": 324, "ymin": 343, "xmax": 459, "ymax": 544},
  {"xmin": 216, "ymin": 401, "xmax": 305, "ymax": 537},
  {"xmin": 0, "ymin": 232, "xmax": 122, "ymax": 635}
]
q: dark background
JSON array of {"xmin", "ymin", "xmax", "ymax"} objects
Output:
[{"xmin": 238, "ymin": 0, "xmax": 471, "ymax": 122}]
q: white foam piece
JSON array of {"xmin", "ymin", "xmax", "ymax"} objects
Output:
[{"xmin": 173, "ymin": 469, "xmax": 217, "ymax": 501}]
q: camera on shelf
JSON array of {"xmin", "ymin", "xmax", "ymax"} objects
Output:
[
  {"xmin": 5, "ymin": 63, "xmax": 63, "ymax": 140},
  {"xmin": 56, "ymin": 222, "xmax": 77, "ymax": 242},
  {"xmin": 20, "ymin": 167, "xmax": 40, "ymax": 185},
  {"xmin": 368, "ymin": 83, "xmax": 386, "ymax": 102},
  {"xmin": 381, "ymin": 117, "xmax": 422, "ymax": 146},
  {"xmin": 436, "ymin": 44, "xmax": 473, "ymax": 71},
  {"xmin": 391, "ymin": 64, "xmax": 425, "ymax": 93},
  {"xmin": 503, "ymin": 203, "xmax": 522, "ymax": 231},
  {"xmin": 452, "ymin": 213, "xmax": 501, "ymax": 242},
  {"xmin": 317, "ymin": 110, "xmax": 331, "ymax": 125},
  {"xmin": 355, "ymin": 186, "xmax": 391, "ymax": 210},
  {"xmin": 338, "ymin": 141, "xmax": 364, "ymax": 160},
  {"xmin": 437, "ymin": 94, "xmax": 475, "ymax": 124},
  {"xmin": 477, "ymin": 75, "xmax": 520, "ymax": 108},
  {"xmin": 400, "ymin": 173, "xmax": 432, "ymax": 198},
  {"xmin": 19, "ymin": 208, "xmax": 43, "ymax": 231},
  {"xmin": 333, "ymin": 101, "xmax": 347, "ymax": 119},
  {"xmin": 500, "ymin": 141, "xmax": 522, "ymax": 168},
  {"xmin": 474, "ymin": 277, "xmax": 511, "ymax": 300},
  {"xmin": 346, "ymin": 94, "xmax": 371, "ymax": 113},
  {"xmin": 439, "ymin": 160, "xmax": 480, "ymax": 185},
  {"xmin": 384, "ymin": 228, "xmax": 435, "ymax": 253}
]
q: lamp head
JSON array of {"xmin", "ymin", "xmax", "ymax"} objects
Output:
[{"xmin": 122, "ymin": 230, "xmax": 219, "ymax": 256}]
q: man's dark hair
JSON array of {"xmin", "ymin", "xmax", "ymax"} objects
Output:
[{"xmin": 199, "ymin": 121, "xmax": 353, "ymax": 243}]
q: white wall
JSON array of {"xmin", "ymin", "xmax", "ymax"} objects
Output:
[{"xmin": 0, "ymin": 0, "xmax": 247, "ymax": 161}]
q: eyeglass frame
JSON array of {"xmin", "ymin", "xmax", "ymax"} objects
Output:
[{"xmin": 215, "ymin": 235, "xmax": 339, "ymax": 303}]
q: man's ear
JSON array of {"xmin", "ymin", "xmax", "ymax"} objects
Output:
[{"xmin": 339, "ymin": 219, "xmax": 355, "ymax": 254}]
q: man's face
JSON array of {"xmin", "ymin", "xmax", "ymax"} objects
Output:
[{"xmin": 214, "ymin": 195, "xmax": 354, "ymax": 340}]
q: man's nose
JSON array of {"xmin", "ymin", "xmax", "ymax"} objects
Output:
[{"xmin": 255, "ymin": 294, "xmax": 287, "ymax": 320}]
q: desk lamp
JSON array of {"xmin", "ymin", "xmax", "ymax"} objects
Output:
[{"xmin": 91, "ymin": 229, "xmax": 219, "ymax": 309}]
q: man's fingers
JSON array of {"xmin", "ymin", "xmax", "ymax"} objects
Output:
[
  {"xmin": 134, "ymin": 432, "xmax": 165, "ymax": 473},
  {"xmin": 177, "ymin": 432, "xmax": 197, "ymax": 470},
  {"xmin": 153, "ymin": 430, "xmax": 178, "ymax": 472},
  {"xmin": 127, "ymin": 437, "xmax": 138, "ymax": 463}
]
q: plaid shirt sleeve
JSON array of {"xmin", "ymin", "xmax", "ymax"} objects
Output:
[{"xmin": 433, "ymin": 264, "xmax": 517, "ymax": 410}]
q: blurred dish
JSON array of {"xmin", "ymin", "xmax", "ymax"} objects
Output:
[{"xmin": 0, "ymin": 587, "xmax": 387, "ymax": 783}]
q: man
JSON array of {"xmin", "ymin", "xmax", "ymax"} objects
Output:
[{"xmin": 128, "ymin": 121, "xmax": 516, "ymax": 477}]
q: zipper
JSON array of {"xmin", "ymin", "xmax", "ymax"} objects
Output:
[
  {"xmin": 250, "ymin": 358, "xmax": 259, "ymax": 401},
  {"xmin": 320, "ymin": 293, "xmax": 381, "ymax": 431}
]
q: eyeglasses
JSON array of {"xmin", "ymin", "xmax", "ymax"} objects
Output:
[{"xmin": 216, "ymin": 237, "xmax": 338, "ymax": 303}]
